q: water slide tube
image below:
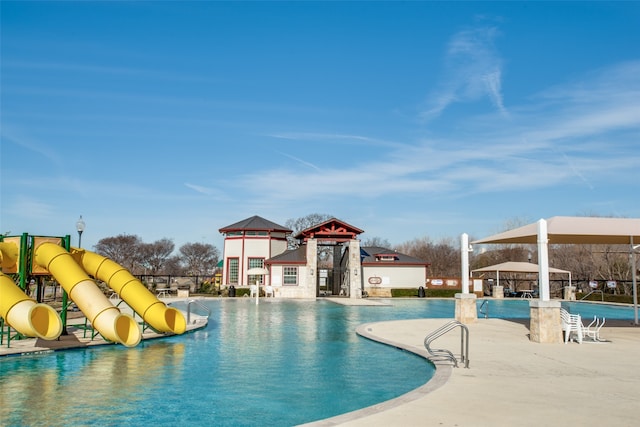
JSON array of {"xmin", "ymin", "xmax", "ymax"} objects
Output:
[
  {"xmin": 74, "ymin": 248, "xmax": 186, "ymax": 335},
  {"xmin": 0, "ymin": 272, "xmax": 63, "ymax": 340},
  {"xmin": 34, "ymin": 243, "xmax": 141, "ymax": 347}
]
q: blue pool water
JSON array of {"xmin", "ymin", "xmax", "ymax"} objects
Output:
[{"xmin": 0, "ymin": 298, "xmax": 634, "ymax": 426}]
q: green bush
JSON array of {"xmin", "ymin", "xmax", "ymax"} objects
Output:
[
  {"xmin": 390, "ymin": 288, "xmax": 460, "ymax": 298},
  {"xmin": 576, "ymin": 293, "xmax": 635, "ymax": 304},
  {"xmin": 391, "ymin": 288, "xmax": 421, "ymax": 297}
]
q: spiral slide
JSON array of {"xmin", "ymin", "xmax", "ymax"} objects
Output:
[
  {"xmin": 34, "ymin": 243, "xmax": 142, "ymax": 347},
  {"xmin": 74, "ymin": 248, "xmax": 186, "ymax": 335}
]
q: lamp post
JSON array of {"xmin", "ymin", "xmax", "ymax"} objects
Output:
[{"xmin": 76, "ymin": 216, "xmax": 85, "ymax": 248}]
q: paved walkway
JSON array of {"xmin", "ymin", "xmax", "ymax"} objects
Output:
[{"xmin": 305, "ymin": 317, "xmax": 640, "ymax": 427}]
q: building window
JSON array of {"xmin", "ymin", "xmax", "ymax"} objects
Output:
[
  {"xmin": 228, "ymin": 258, "xmax": 239, "ymax": 284},
  {"xmin": 283, "ymin": 266, "xmax": 298, "ymax": 285},
  {"xmin": 248, "ymin": 258, "xmax": 265, "ymax": 284}
]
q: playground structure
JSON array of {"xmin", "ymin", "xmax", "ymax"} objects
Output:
[{"xmin": 0, "ymin": 233, "xmax": 187, "ymax": 348}]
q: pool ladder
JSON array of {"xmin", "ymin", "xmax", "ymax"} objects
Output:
[
  {"xmin": 424, "ymin": 320, "xmax": 470, "ymax": 368},
  {"xmin": 479, "ymin": 299, "xmax": 489, "ymax": 319},
  {"xmin": 186, "ymin": 299, "xmax": 211, "ymax": 325}
]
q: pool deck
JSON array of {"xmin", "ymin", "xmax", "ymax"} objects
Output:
[{"xmin": 306, "ymin": 316, "xmax": 640, "ymax": 427}]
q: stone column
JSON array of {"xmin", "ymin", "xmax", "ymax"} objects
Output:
[
  {"xmin": 493, "ymin": 285, "xmax": 504, "ymax": 299},
  {"xmin": 563, "ymin": 286, "xmax": 576, "ymax": 300},
  {"xmin": 529, "ymin": 300, "xmax": 563, "ymax": 343},
  {"xmin": 348, "ymin": 240, "xmax": 362, "ymax": 298},
  {"xmin": 304, "ymin": 239, "xmax": 318, "ymax": 299},
  {"xmin": 455, "ymin": 293, "xmax": 477, "ymax": 324}
]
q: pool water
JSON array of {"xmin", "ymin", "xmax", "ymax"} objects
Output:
[{"xmin": 0, "ymin": 298, "xmax": 634, "ymax": 426}]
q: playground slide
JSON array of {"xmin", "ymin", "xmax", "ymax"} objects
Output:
[
  {"xmin": 74, "ymin": 248, "xmax": 186, "ymax": 335},
  {"xmin": 0, "ymin": 272, "xmax": 63, "ymax": 340},
  {"xmin": 34, "ymin": 243, "xmax": 142, "ymax": 347}
]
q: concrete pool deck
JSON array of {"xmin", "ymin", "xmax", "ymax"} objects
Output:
[{"xmin": 308, "ymin": 316, "xmax": 640, "ymax": 427}]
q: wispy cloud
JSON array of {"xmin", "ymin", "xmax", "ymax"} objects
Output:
[
  {"xmin": 421, "ymin": 26, "xmax": 507, "ymax": 120},
  {"xmin": 268, "ymin": 132, "xmax": 403, "ymax": 149},
  {"xmin": 278, "ymin": 152, "xmax": 322, "ymax": 171},
  {"xmin": 235, "ymin": 61, "xmax": 639, "ymax": 203}
]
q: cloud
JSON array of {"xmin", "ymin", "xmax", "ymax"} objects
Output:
[
  {"xmin": 233, "ymin": 61, "xmax": 640, "ymax": 205},
  {"xmin": 421, "ymin": 26, "xmax": 507, "ymax": 120},
  {"xmin": 278, "ymin": 152, "xmax": 322, "ymax": 171}
]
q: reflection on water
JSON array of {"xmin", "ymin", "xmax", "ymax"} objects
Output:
[{"xmin": 1, "ymin": 341, "xmax": 185, "ymax": 426}]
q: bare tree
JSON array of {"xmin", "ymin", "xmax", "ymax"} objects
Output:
[
  {"xmin": 361, "ymin": 236, "xmax": 391, "ymax": 248},
  {"xmin": 94, "ymin": 234, "xmax": 144, "ymax": 272},
  {"xmin": 140, "ymin": 238, "xmax": 175, "ymax": 275},
  {"xmin": 395, "ymin": 237, "xmax": 460, "ymax": 277},
  {"xmin": 179, "ymin": 242, "xmax": 219, "ymax": 276},
  {"xmin": 285, "ymin": 213, "xmax": 334, "ymax": 248}
]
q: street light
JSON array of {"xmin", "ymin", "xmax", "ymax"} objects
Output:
[{"xmin": 76, "ymin": 216, "xmax": 86, "ymax": 248}]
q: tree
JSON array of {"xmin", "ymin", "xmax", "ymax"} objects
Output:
[
  {"xmin": 285, "ymin": 213, "xmax": 334, "ymax": 248},
  {"xmin": 179, "ymin": 242, "xmax": 219, "ymax": 276},
  {"xmin": 395, "ymin": 237, "xmax": 460, "ymax": 277},
  {"xmin": 94, "ymin": 234, "xmax": 144, "ymax": 272},
  {"xmin": 361, "ymin": 236, "xmax": 391, "ymax": 248},
  {"xmin": 140, "ymin": 238, "xmax": 175, "ymax": 275}
]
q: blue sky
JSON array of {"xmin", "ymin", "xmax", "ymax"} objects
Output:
[{"xmin": 2, "ymin": 1, "xmax": 639, "ymax": 253}]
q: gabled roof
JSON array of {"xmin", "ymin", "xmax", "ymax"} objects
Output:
[
  {"xmin": 219, "ymin": 215, "xmax": 292, "ymax": 233},
  {"xmin": 361, "ymin": 246, "xmax": 430, "ymax": 266},
  {"xmin": 295, "ymin": 217, "xmax": 364, "ymax": 241},
  {"xmin": 265, "ymin": 246, "xmax": 307, "ymax": 265}
]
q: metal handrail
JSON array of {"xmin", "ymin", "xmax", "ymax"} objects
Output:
[
  {"xmin": 424, "ymin": 320, "xmax": 470, "ymax": 368},
  {"xmin": 479, "ymin": 299, "xmax": 489, "ymax": 319},
  {"xmin": 580, "ymin": 289, "xmax": 604, "ymax": 301},
  {"xmin": 187, "ymin": 299, "xmax": 211, "ymax": 324}
]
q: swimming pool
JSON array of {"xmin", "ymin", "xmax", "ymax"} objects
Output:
[{"xmin": 0, "ymin": 298, "xmax": 634, "ymax": 426}]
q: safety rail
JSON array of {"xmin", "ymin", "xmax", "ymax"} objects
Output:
[
  {"xmin": 580, "ymin": 289, "xmax": 604, "ymax": 301},
  {"xmin": 424, "ymin": 320, "xmax": 469, "ymax": 368},
  {"xmin": 187, "ymin": 299, "xmax": 211, "ymax": 325},
  {"xmin": 479, "ymin": 299, "xmax": 489, "ymax": 319}
]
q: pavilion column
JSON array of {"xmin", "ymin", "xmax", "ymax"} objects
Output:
[{"xmin": 456, "ymin": 233, "xmax": 477, "ymax": 323}]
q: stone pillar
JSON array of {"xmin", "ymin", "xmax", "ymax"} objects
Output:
[
  {"xmin": 563, "ymin": 286, "xmax": 576, "ymax": 300},
  {"xmin": 493, "ymin": 285, "xmax": 504, "ymax": 299},
  {"xmin": 348, "ymin": 240, "xmax": 362, "ymax": 298},
  {"xmin": 305, "ymin": 239, "xmax": 318, "ymax": 299},
  {"xmin": 455, "ymin": 293, "xmax": 477, "ymax": 324},
  {"xmin": 529, "ymin": 300, "xmax": 563, "ymax": 343}
]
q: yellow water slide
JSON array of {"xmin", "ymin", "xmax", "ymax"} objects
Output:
[
  {"xmin": 34, "ymin": 242, "xmax": 142, "ymax": 347},
  {"xmin": 0, "ymin": 272, "xmax": 63, "ymax": 340},
  {"xmin": 74, "ymin": 248, "xmax": 186, "ymax": 335},
  {"xmin": 0, "ymin": 242, "xmax": 63, "ymax": 340}
]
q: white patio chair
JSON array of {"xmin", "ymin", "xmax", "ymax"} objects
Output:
[
  {"xmin": 265, "ymin": 285, "xmax": 274, "ymax": 297},
  {"xmin": 560, "ymin": 308, "xmax": 583, "ymax": 344},
  {"xmin": 582, "ymin": 315, "xmax": 606, "ymax": 342},
  {"xmin": 249, "ymin": 284, "xmax": 257, "ymax": 298}
]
